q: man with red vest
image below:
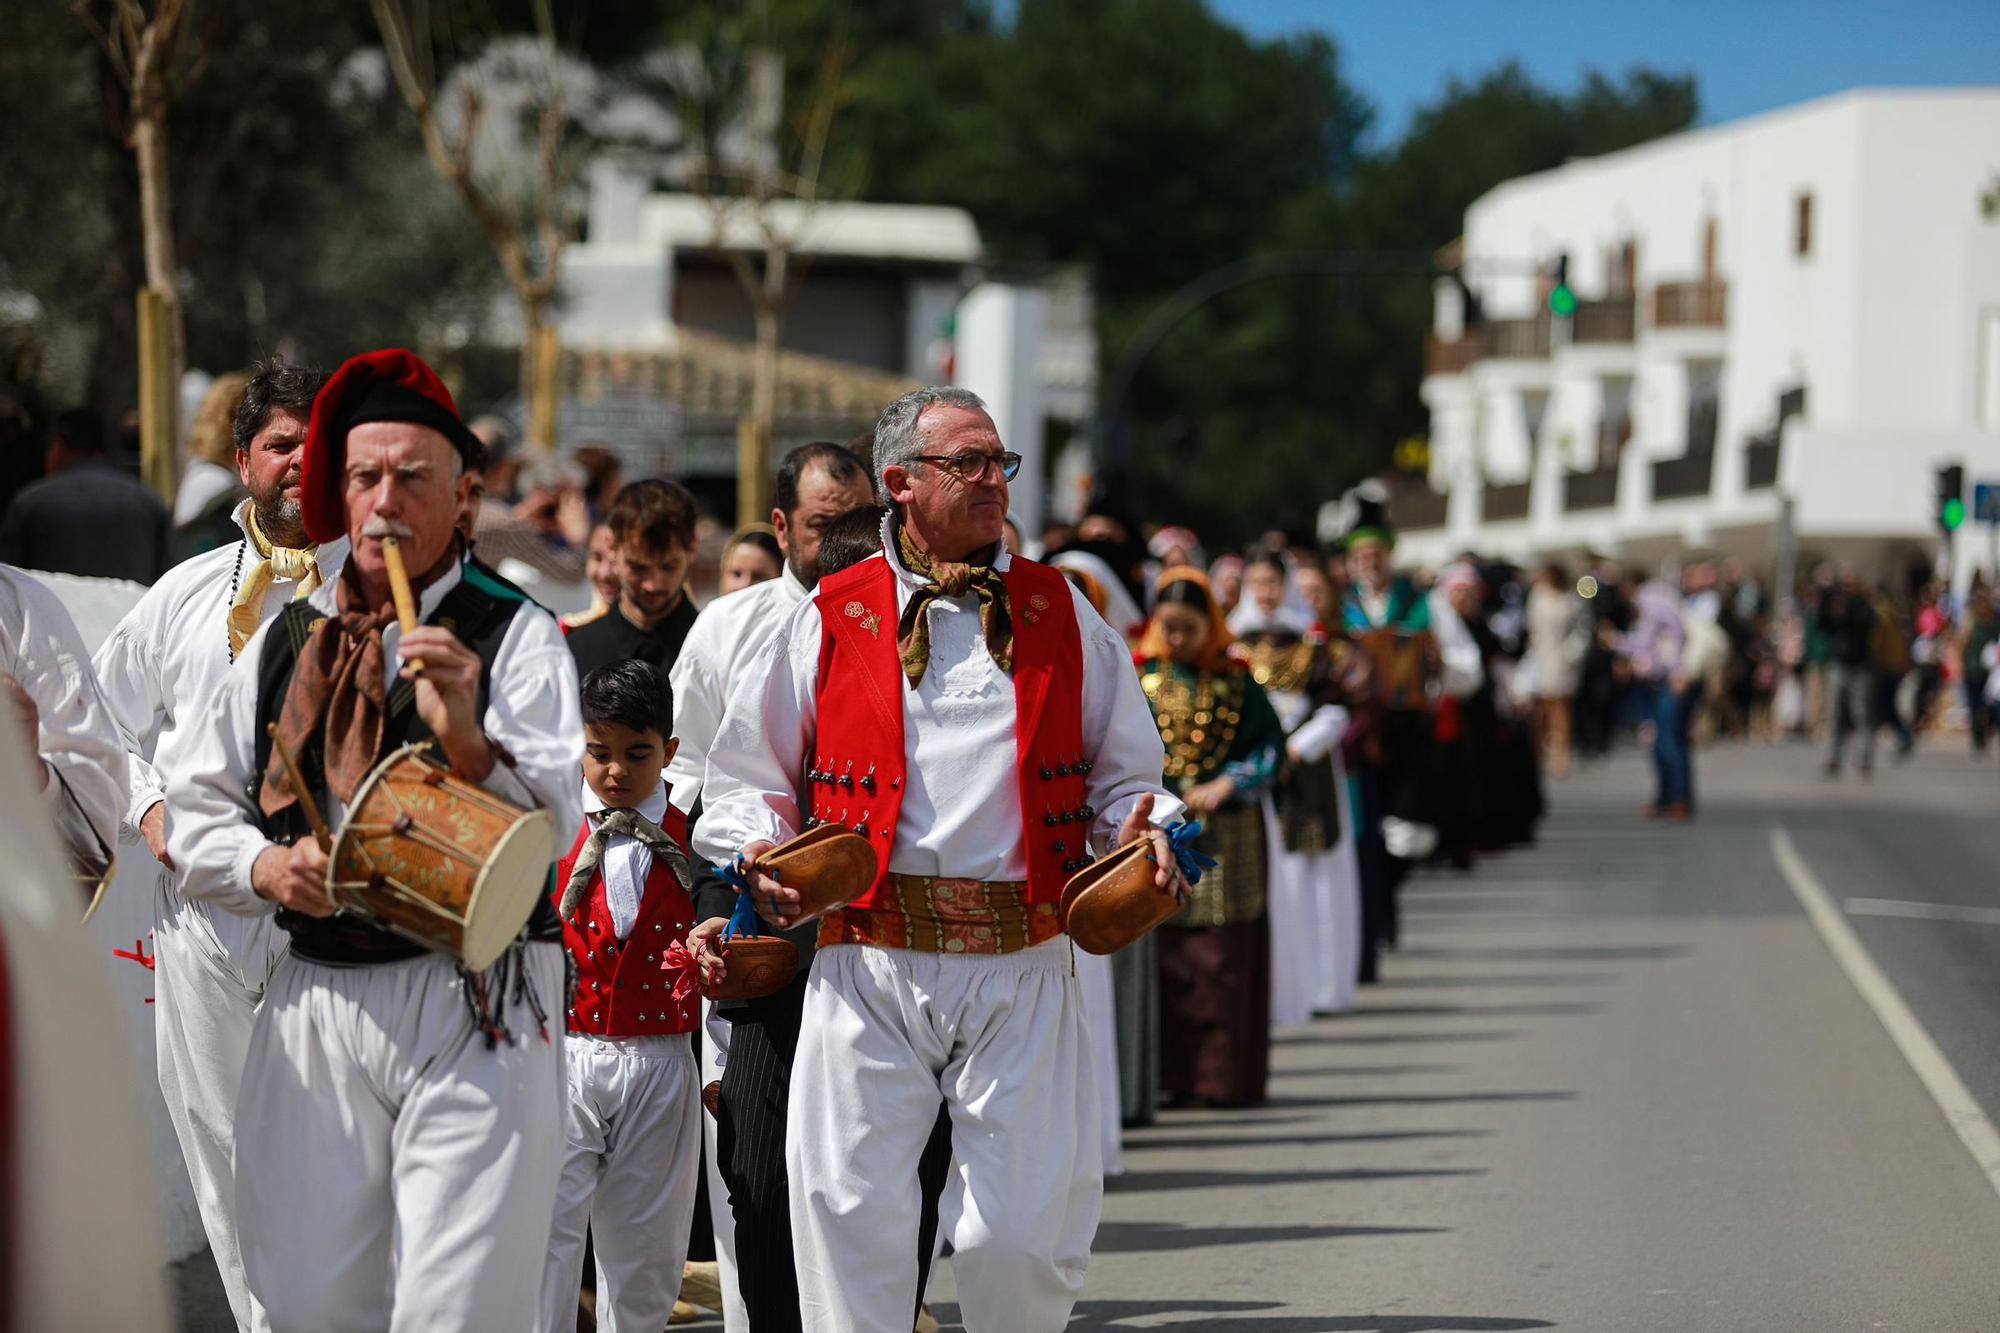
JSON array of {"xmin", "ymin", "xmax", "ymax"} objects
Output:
[{"xmin": 695, "ymin": 386, "xmax": 1185, "ymax": 1332}]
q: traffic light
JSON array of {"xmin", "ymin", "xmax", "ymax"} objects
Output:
[
  {"xmin": 1937, "ymin": 463, "xmax": 1966, "ymax": 530},
  {"xmin": 1547, "ymin": 254, "xmax": 1576, "ymax": 317}
]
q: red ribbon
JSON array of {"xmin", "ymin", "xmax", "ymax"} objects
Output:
[
  {"xmin": 660, "ymin": 940, "xmax": 701, "ymax": 1004},
  {"xmin": 111, "ymin": 934, "xmax": 157, "ymax": 1005}
]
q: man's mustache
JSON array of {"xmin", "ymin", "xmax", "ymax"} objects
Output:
[{"xmin": 362, "ymin": 517, "xmax": 415, "ymax": 539}]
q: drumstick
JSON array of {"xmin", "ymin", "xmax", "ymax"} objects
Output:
[
  {"xmin": 266, "ymin": 723, "xmax": 333, "ymax": 853},
  {"xmin": 381, "ymin": 536, "xmax": 424, "ymax": 677}
]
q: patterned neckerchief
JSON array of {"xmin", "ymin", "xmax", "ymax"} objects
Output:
[{"xmin": 894, "ymin": 525, "xmax": 1013, "ymax": 688}]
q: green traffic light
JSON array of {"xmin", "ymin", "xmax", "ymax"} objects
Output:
[
  {"xmin": 1549, "ymin": 284, "xmax": 1577, "ymax": 317},
  {"xmin": 1942, "ymin": 496, "xmax": 1967, "ymax": 530}
]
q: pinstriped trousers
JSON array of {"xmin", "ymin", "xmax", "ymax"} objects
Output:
[{"xmin": 716, "ymin": 975, "xmax": 953, "ymax": 1331}]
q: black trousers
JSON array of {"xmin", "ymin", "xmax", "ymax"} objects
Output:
[{"xmin": 716, "ymin": 980, "xmax": 954, "ymax": 1331}]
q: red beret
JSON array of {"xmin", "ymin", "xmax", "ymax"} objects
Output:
[{"xmin": 301, "ymin": 347, "xmax": 483, "ymax": 544}]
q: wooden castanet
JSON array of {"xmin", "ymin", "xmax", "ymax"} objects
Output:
[
  {"xmin": 757, "ymin": 824, "xmax": 878, "ymax": 925},
  {"xmin": 1059, "ymin": 836, "xmax": 1183, "ymax": 956},
  {"xmin": 701, "ymin": 934, "xmax": 799, "ymax": 1001}
]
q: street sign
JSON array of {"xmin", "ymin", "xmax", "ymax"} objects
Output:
[{"xmin": 1976, "ymin": 482, "xmax": 2000, "ymax": 526}]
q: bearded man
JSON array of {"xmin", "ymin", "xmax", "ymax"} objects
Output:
[
  {"xmin": 697, "ymin": 386, "xmax": 1186, "ymax": 1332},
  {"xmin": 169, "ymin": 348, "xmax": 581, "ymax": 1332},
  {"xmin": 93, "ymin": 358, "xmax": 343, "ymax": 1333}
]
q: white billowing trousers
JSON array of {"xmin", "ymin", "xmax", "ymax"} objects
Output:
[
  {"xmin": 789, "ymin": 936, "xmax": 1100, "ymax": 1333},
  {"xmin": 539, "ymin": 1031, "xmax": 702, "ymax": 1333},
  {"xmin": 234, "ymin": 944, "xmax": 565, "ymax": 1333},
  {"xmin": 1075, "ymin": 947, "xmax": 1123, "ymax": 1175},
  {"xmin": 152, "ymin": 868, "xmax": 288, "ymax": 1333}
]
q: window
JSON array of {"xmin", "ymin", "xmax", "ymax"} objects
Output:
[
  {"xmin": 1979, "ymin": 308, "xmax": 2000, "ymax": 432},
  {"xmin": 1686, "ymin": 361, "xmax": 1722, "ymax": 454},
  {"xmin": 1794, "ymin": 192, "xmax": 1813, "ymax": 258},
  {"xmin": 1600, "ymin": 377, "xmax": 1634, "ymax": 468}
]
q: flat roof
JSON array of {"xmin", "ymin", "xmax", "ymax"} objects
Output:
[{"xmin": 641, "ymin": 194, "xmax": 983, "ymax": 265}]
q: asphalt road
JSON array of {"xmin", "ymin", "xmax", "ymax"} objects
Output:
[
  {"xmin": 175, "ymin": 740, "xmax": 2000, "ymax": 1331},
  {"xmin": 932, "ymin": 739, "xmax": 2000, "ymax": 1330}
]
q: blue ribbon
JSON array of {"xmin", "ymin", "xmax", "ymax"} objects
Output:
[
  {"xmin": 718, "ymin": 854, "xmax": 764, "ymax": 941},
  {"xmin": 1166, "ymin": 819, "xmax": 1217, "ymax": 885}
]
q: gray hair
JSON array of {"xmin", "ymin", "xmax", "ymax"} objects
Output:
[{"xmin": 872, "ymin": 386, "xmax": 989, "ymax": 498}]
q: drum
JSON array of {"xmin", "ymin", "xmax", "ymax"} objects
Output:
[
  {"xmin": 1360, "ymin": 628, "xmax": 1438, "ymax": 713},
  {"xmin": 327, "ymin": 744, "xmax": 555, "ymax": 971}
]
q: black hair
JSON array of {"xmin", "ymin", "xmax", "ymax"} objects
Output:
[
  {"xmin": 580, "ymin": 659, "xmax": 673, "ymax": 739},
  {"xmin": 1244, "ymin": 551, "xmax": 1287, "ymax": 577},
  {"xmin": 1156, "ymin": 577, "xmax": 1213, "ymax": 615},
  {"xmin": 812, "ymin": 504, "xmax": 888, "ymax": 582},
  {"xmin": 776, "ymin": 440, "xmax": 870, "ymax": 516},
  {"xmin": 234, "ymin": 357, "xmax": 328, "ymax": 455},
  {"xmin": 52, "ymin": 408, "xmax": 107, "ymax": 456}
]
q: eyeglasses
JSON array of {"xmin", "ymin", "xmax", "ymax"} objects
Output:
[{"xmin": 913, "ymin": 450, "xmax": 1023, "ymax": 482}]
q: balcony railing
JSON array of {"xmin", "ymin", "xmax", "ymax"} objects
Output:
[
  {"xmin": 1425, "ymin": 332, "xmax": 1483, "ymax": 377},
  {"xmin": 1483, "ymin": 315, "xmax": 1551, "ymax": 360},
  {"xmin": 1571, "ymin": 296, "xmax": 1636, "ymax": 345},
  {"xmin": 1481, "ymin": 481, "xmax": 1532, "ymax": 522},
  {"xmin": 1744, "ymin": 433, "xmax": 1781, "ymax": 490},
  {"xmin": 1653, "ymin": 280, "xmax": 1728, "ymax": 328},
  {"xmin": 1651, "ymin": 449, "xmax": 1715, "ymax": 501},
  {"xmin": 1562, "ymin": 465, "xmax": 1620, "ymax": 512},
  {"xmin": 1388, "ymin": 482, "xmax": 1450, "ymax": 532}
]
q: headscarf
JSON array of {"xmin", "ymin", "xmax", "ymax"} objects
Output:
[
  {"xmin": 1135, "ymin": 565, "xmax": 1237, "ymax": 675},
  {"xmin": 1049, "ymin": 549, "xmax": 1145, "ymax": 639},
  {"xmin": 1148, "ymin": 525, "xmax": 1206, "ymax": 571}
]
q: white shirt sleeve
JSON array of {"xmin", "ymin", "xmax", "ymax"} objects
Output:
[
  {"xmin": 166, "ymin": 621, "xmax": 278, "ymax": 917},
  {"xmin": 90, "ymin": 602, "xmax": 170, "ymax": 837},
  {"xmin": 663, "ymin": 616, "xmax": 722, "ymax": 815},
  {"xmin": 692, "ymin": 597, "xmax": 819, "ymax": 866},
  {"xmin": 1070, "ymin": 583, "xmax": 1184, "ymax": 854},
  {"xmin": 0, "ymin": 570, "xmax": 127, "ymax": 863},
  {"xmin": 473, "ymin": 605, "xmax": 583, "ymax": 838}
]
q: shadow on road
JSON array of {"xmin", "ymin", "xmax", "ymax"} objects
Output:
[
  {"xmin": 1263, "ymin": 1090, "xmax": 1577, "ymax": 1109},
  {"xmin": 1092, "ymin": 1220, "xmax": 1448, "ymax": 1252},
  {"xmin": 934, "ymin": 1299, "xmax": 1555, "ymax": 1330},
  {"xmin": 1107, "ymin": 1166, "xmax": 1485, "ymax": 1193},
  {"xmin": 1274, "ymin": 1028, "xmax": 1529, "ymax": 1046},
  {"xmin": 1395, "ymin": 944, "xmax": 1689, "ymax": 962},
  {"xmin": 1267, "ymin": 1063, "xmax": 1465, "ymax": 1078},
  {"xmin": 1124, "ymin": 1129, "xmax": 1494, "ymax": 1152}
]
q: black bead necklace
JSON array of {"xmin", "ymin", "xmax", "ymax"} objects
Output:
[{"xmin": 224, "ymin": 539, "xmax": 247, "ymax": 663}]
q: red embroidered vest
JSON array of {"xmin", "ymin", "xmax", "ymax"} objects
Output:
[
  {"xmin": 809, "ymin": 554, "xmax": 1091, "ymax": 910},
  {"xmin": 554, "ymin": 798, "xmax": 700, "ymax": 1037}
]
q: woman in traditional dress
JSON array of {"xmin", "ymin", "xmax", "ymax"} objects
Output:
[
  {"xmin": 1136, "ymin": 568, "xmax": 1284, "ymax": 1107},
  {"xmin": 1231, "ymin": 552, "xmax": 1363, "ymax": 1021}
]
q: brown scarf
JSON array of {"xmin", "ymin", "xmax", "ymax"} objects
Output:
[
  {"xmin": 259, "ymin": 562, "xmax": 397, "ymax": 817},
  {"xmin": 895, "ymin": 525, "xmax": 1012, "ymax": 688}
]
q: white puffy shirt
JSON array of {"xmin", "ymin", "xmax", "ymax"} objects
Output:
[
  {"xmin": 694, "ymin": 532, "xmax": 1182, "ymax": 879},
  {"xmin": 0, "ymin": 565, "xmax": 128, "ymax": 862},
  {"xmin": 92, "ymin": 503, "xmax": 349, "ymax": 844},
  {"xmin": 662, "ymin": 566, "xmax": 807, "ymax": 815},
  {"xmin": 167, "ymin": 559, "xmax": 584, "ymax": 917}
]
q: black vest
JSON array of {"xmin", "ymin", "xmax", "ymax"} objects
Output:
[{"xmin": 251, "ymin": 557, "xmax": 562, "ymax": 965}]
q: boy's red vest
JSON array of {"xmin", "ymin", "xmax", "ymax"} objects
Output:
[
  {"xmin": 554, "ymin": 798, "xmax": 700, "ymax": 1037},
  {"xmin": 808, "ymin": 554, "xmax": 1093, "ymax": 910}
]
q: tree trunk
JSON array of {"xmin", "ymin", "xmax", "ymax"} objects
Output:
[
  {"xmin": 131, "ymin": 108, "xmax": 182, "ymax": 498},
  {"xmin": 739, "ymin": 298, "xmax": 780, "ymax": 526}
]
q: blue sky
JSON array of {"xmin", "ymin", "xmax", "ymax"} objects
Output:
[{"xmin": 1212, "ymin": 0, "xmax": 2000, "ymax": 146}]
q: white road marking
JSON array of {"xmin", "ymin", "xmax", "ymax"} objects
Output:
[
  {"xmin": 1844, "ymin": 897, "xmax": 2000, "ymax": 927},
  {"xmin": 1772, "ymin": 828, "xmax": 2000, "ymax": 1199}
]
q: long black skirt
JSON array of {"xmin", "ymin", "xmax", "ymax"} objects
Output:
[{"xmin": 1157, "ymin": 920, "xmax": 1271, "ymax": 1107}]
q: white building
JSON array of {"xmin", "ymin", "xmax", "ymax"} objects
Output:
[
  {"xmin": 552, "ymin": 160, "xmax": 1095, "ymax": 531},
  {"xmin": 1403, "ymin": 87, "xmax": 2000, "ymax": 588}
]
